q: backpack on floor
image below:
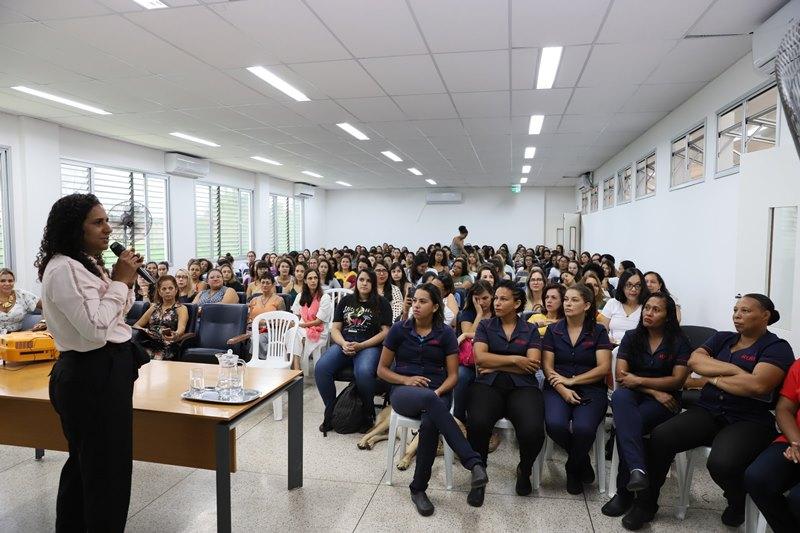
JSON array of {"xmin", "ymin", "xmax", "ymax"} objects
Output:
[{"xmin": 331, "ymin": 382, "xmax": 368, "ymax": 434}]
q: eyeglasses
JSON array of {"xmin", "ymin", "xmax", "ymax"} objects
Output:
[{"xmin": 625, "ymin": 283, "xmax": 642, "ymax": 290}]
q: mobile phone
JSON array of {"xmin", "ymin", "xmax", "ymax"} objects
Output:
[{"xmin": 407, "ymin": 286, "xmax": 414, "ymax": 298}]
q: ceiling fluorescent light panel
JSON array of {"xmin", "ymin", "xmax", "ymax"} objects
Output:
[
  {"xmin": 11, "ymin": 86, "xmax": 111, "ymax": 115},
  {"xmin": 528, "ymin": 115, "xmax": 544, "ymax": 135},
  {"xmin": 337, "ymin": 122, "xmax": 369, "ymax": 140},
  {"xmin": 407, "ymin": 167, "xmax": 422, "ymax": 176},
  {"xmin": 247, "ymin": 66, "xmax": 309, "ymax": 102},
  {"xmin": 302, "ymin": 170, "xmax": 323, "ymax": 178},
  {"xmin": 169, "ymin": 132, "xmax": 219, "ymax": 147},
  {"xmin": 536, "ymin": 46, "xmax": 563, "ymax": 89}
]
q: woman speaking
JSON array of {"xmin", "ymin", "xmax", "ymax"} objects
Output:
[{"xmin": 36, "ymin": 194, "xmax": 144, "ymax": 532}]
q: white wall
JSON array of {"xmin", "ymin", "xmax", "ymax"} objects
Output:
[
  {"xmin": 323, "ymin": 186, "xmax": 575, "ymax": 249},
  {"xmin": 582, "ymin": 52, "xmax": 800, "ymax": 343},
  {"xmin": 0, "ymin": 111, "xmax": 320, "ymax": 293}
]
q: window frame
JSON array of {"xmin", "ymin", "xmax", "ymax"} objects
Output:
[
  {"xmin": 602, "ymin": 176, "xmax": 615, "ymax": 209},
  {"xmin": 269, "ymin": 193, "xmax": 304, "ymax": 253},
  {"xmin": 0, "ymin": 147, "xmax": 13, "ymax": 270},
  {"xmin": 670, "ymin": 120, "xmax": 707, "ymax": 191},
  {"xmin": 766, "ymin": 205, "xmax": 797, "ymax": 328},
  {"xmin": 194, "ymin": 181, "xmax": 254, "ymax": 260},
  {"xmin": 616, "ymin": 164, "xmax": 633, "ymax": 205},
  {"xmin": 715, "ymin": 80, "xmax": 780, "ymax": 179},
  {"xmin": 635, "ymin": 150, "xmax": 657, "ymax": 200},
  {"xmin": 60, "ymin": 159, "xmax": 171, "ymax": 264}
]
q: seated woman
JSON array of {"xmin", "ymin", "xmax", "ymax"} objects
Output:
[
  {"xmin": 450, "ymin": 258, "xmax": 473, "ymax": 291},
  {"xmin": 409, "ymin": 252, "xmax": 433, "ymax": 287},
  {"xmin": 745, "ymin": 357, "xmax": 800, "ymax": 533},
  {"xmin": 528, "ymin": 283, "xmax": 565, "ymax": 336},
  {"xmin": 430, "ymin": 248, "xmax": 448, "ymax": 273},
  {"xmin": 523, "ymin": 267, "xmax": 546, "ymax": 313},
  {"xmin": 466, "ymin": 251, "xmax": 480, "ymax": 276},
  {"xmin": 467, "ymin": 280, "xmax": 544, "ymax": 506},
  {"xmin": 246, "ymin": 260, "xmax": 269, "ymax": 299},
  {"xmin": 0, "ymin": 268, "xmax": 43, "ymax": 332},
  {"xmin": 377, "ymin": 283, "xmax": 488, "ymax": 516},
  {"xmin": 220, "ymin": 263, "xmax": 244, "ymax": 293},
  {"xmin": 133, "ymin": 275, "xmax": 189, "ymax": 360},
  {"xmin": 286, "ymin": 269, "xmax": 333, "ymax": 370},
  {"xmin": 476, "ymin": 264, "xmax": 498, "ymax": 288},
  {"xmin": 581, "ymin": 271, "xmax": 609, "ymax": 312},
  {"xmin": 289, "ymin": 262, "xmax": 306, "ymax": 300},
  {"xmin": 567, "ymin": 259, "xmax": 583, "ymax": 280},
  {"xmin": 602, "ymin": 293, "xmax": 690, "ymax": 519},
  {"xmin": 643, "ymin": 271, "xmax": 681, "ymax": 322},
  {"xmin": 390, "ymin": 261, "xmax": 411, "ymax": 301},
  {"xmin": 334, "ymin": 255, "xmax": 357, "ymax": 289},
  {"xmin": 431, "ymin": 272, "xmax": 459, "ymax": 328},
  {"xmin": 630, "ymin": 294, "xmax": 794, "ymax": 530},
  {"xmin": 315, "ymin": 269, "xmax": 392, "ymax": 431},
  {"xmin": 145, "ymin": 261, "xmax": 159, "ymax": 281},
  {"xmin": 598, "ymin": 268, "xmax": 647, "ymax": 344},
  {"xmin": 188, "ymin": 260, "xmax": 208, "ymax": 294},
  {"xmin": 157, "ymin": 261, "xmax": 169, "ymax": 278},
  {"xmin": 560, "ymin": 270, "xmax": 577, "ymax": 288},
  {"xmin": 542, "ymin": 284, "xmax": 612, "ymax": 494},
  {"xmin": 174, "ymin": 268, "xmax": 196, "ymax": 303},
  {"xmin": 134, "ymin": 274, "xmax": 155, "ymax": 302},
  {"xmin": 275, "ymin": 258, "xmax": 296, "ymax": 295},
  {"xmin": 192, "ymin": 268, "xmax": 239, "ymax": 305},
  {"xmin": 318, "ymin": 259, "xmax": 341, "ymax": 290},
  {"xmin": 374, "ymin": 263, "xmax": 403, "ymax": 322},
  {"xmin": 453, "ymin": 280, "xmax": 494, "ymax": 423},
  {"xmin": 515, "ymin": 255, "xmax": 536, "ymax": 284}
]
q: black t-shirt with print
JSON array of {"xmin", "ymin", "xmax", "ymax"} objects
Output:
[{"xmin": 334, "ymin": 294, "xmax": 393, "ymax": 343}]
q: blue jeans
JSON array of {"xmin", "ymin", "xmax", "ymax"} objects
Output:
[
  {"xmin": 543, "ymin": 384, "xmax": 608, "ymax": 474},
  {"xmin": 390, "ymin": 386, "xmax": 481, "ymax": 492},
  {"xmin": 314, "ymin": 344, "xmax": 381, "ymax": 416},
  {"xmin": 610, "ymin": 388, "xmax": 675, "ymax": 497},
  {"xmin": 744, "ymin": 443, "xmax": 800, "ymax": 533},
  {"xmin": 453, "ymin": 365, "xmax": 475, "ymax": 423}
]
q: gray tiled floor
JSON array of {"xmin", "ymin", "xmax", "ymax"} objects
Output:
[{"xmin": 0, "ymin": 382, "xmax": 737, "ymax": 532}]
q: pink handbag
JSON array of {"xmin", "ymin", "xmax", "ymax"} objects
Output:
[{"xmin": 458, "ymin": 338, "xmax": 475, "ymax": 366}]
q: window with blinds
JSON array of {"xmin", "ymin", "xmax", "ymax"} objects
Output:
[
  {"xmin": 269, "ymin": 194, "xmax": 303, "ymax": 254},
  {"xmin": 195, "ymin": 183, "xmax": 252, "ymax": 259},
  {"xmin": 0, "ymin": 149, "xmax": 10, "ymax": 269},
  {"xmin": 60, "ymin": 161, "xmax": 169, "ymax": 265}
]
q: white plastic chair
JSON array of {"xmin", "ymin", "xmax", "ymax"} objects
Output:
[
  {"xmin": 385, "ymin": 409, "xmax": 455, "ymax": 489},
  {"xmin": 745, "ymin": 494, "xmax": 767, "ymax": 533},
  {"xmin": 494, "ymin": 418, "xmax": 543, "ymax": 490},
  {"xmin": 248, "ymin": 311, "xmax": 299, "ymax": 421},
  {"xmin": 325, "ymin": 288, "xmax": 352, "ymax": 310},
  {"xmin": 675, "ymin": 445, "xmax": 710, "ymax": 519}
]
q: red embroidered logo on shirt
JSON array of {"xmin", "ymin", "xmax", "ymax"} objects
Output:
[{"xmin": 739, "ymin": 354, "xmax": 756, "ymax": 362}]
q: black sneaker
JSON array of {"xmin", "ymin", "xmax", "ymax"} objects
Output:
[
  {"xmin": 621, "ymin": 505, "xmax": 655, "ymax": 531},
  {"xmin": 515, "ymin": 465, "xmax": 532, "ymax": 496},
  {"xmin": 720, "ymin": 503, "xmax": 745, "ymax": 527},
  {"xmin": 319, "ymin": 407, "xmax": 333, "ymax": 435},
  {"xmin": 626, "ymin": 469, "xmax": 648, "ymax": 492},
  {"xmin": 467, "ymin": 486, "xmax": 485, "ymax": 507},
  {"xmin": 411, "ymin": 491, "xmax": 434, "ymax": 517},
  {"xmin": 601, "ymin": 493, "xmax": 633, "ymax": 517},
  {"xmin": 470, "ymin": 463, "xmax": 489, "ymax": 489}
]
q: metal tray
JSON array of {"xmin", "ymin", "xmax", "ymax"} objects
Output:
[{"xmin": 180, "ymin": 387, "xmax": 263, "ymax": 405}]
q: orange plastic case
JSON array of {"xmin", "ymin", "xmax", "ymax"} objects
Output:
[{"xmin": 0, "ymin": 331, "xmax": 59, "ymax": 363}]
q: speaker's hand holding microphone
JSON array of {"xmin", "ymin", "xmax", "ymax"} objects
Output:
[{"xmin": 110, "ymin": 242, "xmax": 149, "ymax": 288}]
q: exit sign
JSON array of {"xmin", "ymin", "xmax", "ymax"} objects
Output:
[{"xmin": 511, "ymin": 184, "xmax": 521, "ymax": 193}]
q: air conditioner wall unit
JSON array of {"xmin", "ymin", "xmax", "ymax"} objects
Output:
[
  {"xmin": 425, "ymin": 191, "xmax": 463, "ymax": 204},
  {"xmin": 293, "ymin": 182, "xmax": 317, "ymax": 199},
  {"xmin": 165, "ymin": 152, "xmax": 210, "ymax": 179},
  {"xmin": 752, "ymin": 0, "xmax": 800, "ymax": 75}
]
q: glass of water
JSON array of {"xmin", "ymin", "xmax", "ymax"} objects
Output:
[{"xmin": 189, "ymin": 368, "xmax": 204, "ymax": 397}]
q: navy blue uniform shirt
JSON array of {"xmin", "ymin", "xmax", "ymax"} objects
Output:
[
  {"xmin": 384, "ymin": 319, "xmax": 459, "ymax": 390},
  {"xmin": 542, "ymin": 319, "xmax": 612, "ymax": 388},
  {"xmin": 697, "ymin": 331, "xmax": 794, "ymax": 426},
  {"xmin": 617, "ymin": 330, "xmax": 691, "ymax": 378},
  {"xmin": 473, "ymin": 316, "xmax": 541, "ymax": 388}
]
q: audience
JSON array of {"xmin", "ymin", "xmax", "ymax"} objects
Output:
[
  {"xmin": 542, "ymin": 283, "xmax": 612, "ymax": 495},
  {"xmin": 188, "ymin": 260, "xmax": 207, "ymax": 294},
  {"xmin": 523, "ymin": 268, "xmax": 546, "ymax": 313},
  {"xmin": 631, "ymin": 294, "xmax": 794, "ymax": 530},
  {"xmin": 192, "ymin": 268, "xmax": 238, "ymax": 305},
  {"xmin": 374, "ymin": 263, "xmax": 403, "ymax": 322},
  {"xmin": 246, "ymin": 261, "xmax": 269, "ymax": 298},
  {"xmin": 0, "ymin": 268, "xmax": 42, "ymax": 332},
  {"xmin": 528, "ymin": 283, "xmax": 565, "ymax": 336},
  {"xmin": 173, "ymin": 268, "xmax": 196, "ymax": 304},
  {"xmin": 467, "ymin": 280, "xmax": 544, "ymax": 506},
  {"xmin": 275, "ymin": 258, "xmax": 296, "ymax": 295},
  {"xmin": 598, "ymin": 268, "xmax": 647, "ymax": 343},
  {"xmin": 334, "ymin": 256, "xmax": 356, "ymax": 289},
  {"xmin": 133, "ymin": 275, "xmax": 188, "ymax": 360},
  {"xmin": 316, "ymin": 269, "xmax": 392, "ymax": 432},
  {"xmin": 602, "ymin": 293, "xmax": 690, "ymax": 520},
  {"xmin": 318, "ymin": 258, "xmax": 341, "ymax": 290},
  {"xmin": 157, "ymin": 261, "xmax": 169, "ymax": 278},
  {"xmin": 220, "ymin": 263, "xmax": 244, "ymax": 293},
  {"xmin": 643, "ymin": 270, "xmax": 681, "ymax": 322},
  {"xmin": 450, "ymin": 258, "xmax": 473, "ymax": 290},
  {"xmin": 286, "ymin": 269, "xmax": 333, "ymax": 371},
  {"xmin": 390, "ymin": 262, "xmax": 411, "ymax": 301},
  {"xmin": 377, "ymin": 283, "xmax": 488, "ymax": 516}
]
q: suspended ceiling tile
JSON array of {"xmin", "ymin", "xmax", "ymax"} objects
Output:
[
  {"xmin": 394, "ymin": 94, "xmax": 458, "ymax": 120},
  {"xmin": 360, "ymin": 55, "xmax": 446, "ymax": 96},
  {"xmin": 434, "ymin": 50, "xmax": 510, "ymax": 93},
  {"xmin": 410, "ymin": 0, "xmax": 508, "ymax": 53},
  {"xmin": 511, "ymin": 0, "xmax": 611, "ymax": 47},
  {"xmin": 289, "ymin": 60, "xmax": 385, "ymax": 99}
]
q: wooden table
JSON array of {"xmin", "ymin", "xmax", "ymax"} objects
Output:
[{"xmin": 0, "ymin": 360, "xmax": 303, "ymax": 533}]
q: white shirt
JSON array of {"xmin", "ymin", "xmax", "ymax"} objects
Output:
[
  {"xmin": 42, "ymin": 254, "xmax": 134, "ymax": 352},
  {"xmin": 291, "ymin": 292, "xmax": 335, "ymax": 334},
  {"xmin": 600, "ymin": 299, "xmax": 642, "ymax": 342}
]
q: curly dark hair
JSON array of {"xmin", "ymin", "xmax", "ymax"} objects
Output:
[{"xmin": 36, "ymin": 194, "xmax": 105, "ymax": 281}]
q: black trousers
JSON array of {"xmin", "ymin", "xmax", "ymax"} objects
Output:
[
  {"xmin": 49, "ymin": 342, "xmax": 136, "ymax": 533},
  {"xmin": 744, "ymin": 442, "xmax": 800, "ymax": 533},
  {"xmin": 642, "ymin": 407, "xmax": 776, "ymax": 512},
  {"xmin": 390, "ymin": 386, "xmax": 481, "ymax": 492},
  {"xmin": 466, "ymin": 379, "xmax": 545, "ymax": 473}
]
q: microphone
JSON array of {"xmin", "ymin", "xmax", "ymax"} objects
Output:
[{"xmin": 110, "ymin": 241, "xmax": 156, "ymax": 285}]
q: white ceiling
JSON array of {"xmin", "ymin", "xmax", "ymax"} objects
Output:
[{"xmin": 0, "ymin": 0, "xmax": 787, "ymax": 189}]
